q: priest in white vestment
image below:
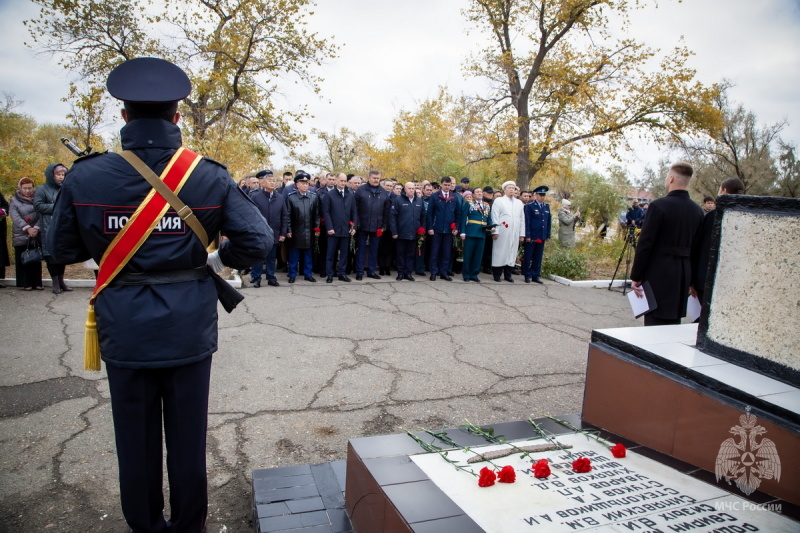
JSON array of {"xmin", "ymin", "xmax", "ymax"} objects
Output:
[{"xmin": 490, "ymin": 181, "xmax": 525, "ymax": 282}]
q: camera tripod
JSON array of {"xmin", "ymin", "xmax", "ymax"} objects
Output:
[{"xmin": 609, "ymin": 226, "xmax": 638, "ymax": 295}]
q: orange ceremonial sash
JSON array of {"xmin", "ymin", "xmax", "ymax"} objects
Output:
[{"xmin": 84, "ymin": 147, "xmax": 202, "ymax": 370}]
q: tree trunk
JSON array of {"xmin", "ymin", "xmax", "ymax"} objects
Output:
[{"xmin": 516, "ymin": 99, "xmax": 531, "ymax": 189}]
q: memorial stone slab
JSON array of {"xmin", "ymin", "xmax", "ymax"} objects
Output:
[
  {"xmin": 409, "ymin": 433, "xmax": 797, "ymax": 532},
  {"xmin": 697, "ymin": 195, "xmax": 800, "ymax": 387}
]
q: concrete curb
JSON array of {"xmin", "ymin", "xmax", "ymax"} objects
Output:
[{"xmin": 548, "ymin": 274, "xmax": 629, "ymax": 289}]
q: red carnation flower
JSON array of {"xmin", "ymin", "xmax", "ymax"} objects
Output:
[
  {"xmin": 376, "ymin": 228, "xmax": 383, "ymax": 237},
  {"xmin": 313, "ymin": 227, "xmax": 320, "ymax": 232},
  {"xmin": 416, "ymin": 227, "xmax": 425, "ymax": 235},
  {"xmin": 572, "ymin": 457, "xmax": 592, "ymax": 473},
  {"xmin": 611, "ymin": 443, "xmax": 627, "ymax": 458},
  {"xmin": 450, "ymin": 222, "xmax": 457, "ymax": 230},
  {"xmin": 497, "ymin": 465, "xmax": 516, "ymax": 483},
  {"xmin": 349, "ymin": 221, "xmax": 355, "ymax": 226},
  {"xmin": 533, "ymin": 459, "xmax": 551, "ymax": 478},
  {"xmin": 478, "ymin": 467, "xmax": 496, "ymax": 487},
  {"xmin": 320, "ymin": 218, "xmax": 325, "ymax": 224}
]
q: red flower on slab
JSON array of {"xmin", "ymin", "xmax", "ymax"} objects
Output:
[
  {"xmin": 611, "ymin": 443, "xmax": 627, "ymax": 458},
  {"xmin": 478, "ymin": 467, "xmax": 496, "ymax": 487},
  {"xmin": 572, "ymin": 457, "xmax": 592, "ymax": 473},
  {"xmin": 416, "ymin": 227, "xmax": 426, "ymax": 235},
  {"xmin": 497, "ymin": 466, "xmax": 516, "ymax": 483},
  {"xmin": 533, "ymin": 459, "xmax": 551, "ymax": 478},
  {"xmin": 376, "ymin": 228, "xmax": 383, "ymax": 237}
]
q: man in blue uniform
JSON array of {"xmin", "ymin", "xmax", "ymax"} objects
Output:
[
  {"xmin": 426, "ymin": 176, "xmax": 461, "ymax": 281},
  {"xmin": 47, "ymin": 58, "xmax": 271, "ymax": 533},
  {"xmin": 523, "ymin": 185, "xmax": 552, "ymax": 283}
]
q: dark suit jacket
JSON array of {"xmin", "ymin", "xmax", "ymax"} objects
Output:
[
  {"xmin": 321, "ymin": 188, "xmax": 357, "ymax": 237},
  {"xmin": 426, "ymin": 190, "xmax": 461, "ymax": 233},
  {"xmin": 631, "ymin": 190, "xmax": 704, "ymax": 320}
]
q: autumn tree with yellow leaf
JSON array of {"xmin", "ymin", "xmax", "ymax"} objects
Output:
[
  {"xmin": 463, "ymin": 0, "xmax": 722, "ymax": 189},
  {"xmin": 25, "ymin": 0, "xmax": 336, "ymax": 171}
]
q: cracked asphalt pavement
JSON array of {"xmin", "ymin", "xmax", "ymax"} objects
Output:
[{"xmin": 0, "ymin": 277, "xmax": 639, "ymax": 532}]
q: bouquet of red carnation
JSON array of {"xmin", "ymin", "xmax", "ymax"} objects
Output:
[
  {"xmin": 376, "ymin": 228, "xmax": 383, "ymax": 237},
  {"xmin": 417, "ymin": 227, "xmax": 426, "ymax": 255},
  {"xmin": 478, "ymin": 467, "xmax": 496, "ymax": 487},
  {"xmin": 533, "ymin": 459, "xmax": 551, "ymax": 478},
  {"xmin": 572, "ymin": 457, "xmax": 592, "ymax": 473}
]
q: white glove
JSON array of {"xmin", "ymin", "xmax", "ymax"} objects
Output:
[{"xmin": 206, "ymin": 250, "xmax": 225, "ymax": 273}]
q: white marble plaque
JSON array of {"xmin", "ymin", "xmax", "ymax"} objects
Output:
[{"xmin": 410, "ymin": 434, "xmax": 796, "ymax": 532}]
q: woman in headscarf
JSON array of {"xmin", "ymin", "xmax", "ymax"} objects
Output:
[
  {"xmin": 9, "ymin": 177, "xmax": 44, "ymax": 290},
  {"xmin": 34, "ymin": 163, "xmax": 71, "ymax": 294},
  {"xmin": 557, "ymin": 199, "xmax": 580, "ymax": 248}
]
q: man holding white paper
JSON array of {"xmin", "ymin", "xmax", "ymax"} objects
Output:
[{"xmin": 630, "ymin": 162, "xmax": 704, "ymax": 326}]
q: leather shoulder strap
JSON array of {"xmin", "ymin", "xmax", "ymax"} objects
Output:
[{"xmin": 119, "ymin": 149, "xmax": 209, "ymax": 247}]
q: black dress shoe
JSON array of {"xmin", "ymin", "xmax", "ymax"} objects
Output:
[
  {"xmin": 473, "ymin": 278, "xmax": 481, "ymax": 283},
  {"xmin": 415, "ymin": 271, "xmax": 425, "ymax": 276},
  {"xmin": 440, "ymin": 275, "xmax": 452, "ymax": 281},
  {"xmin": 505, "ymin": 277, "xmax": 514, "ymax": 283},
  {"xmin": 524, "ymin": 278, "xmax": 531, "ymax": 283},
  {"xmin": 396, "ymin": 274, "xmax": 403, "ymax": 281},
  {"xmin": 448, "ymin": 271, "xmax": 455, "ymax": 276},
  {"xmin": 304, "ymin": 276, "xmax": 317, "ymax": 282},
  {"xmin": 338, "ymin": 275, "xmax": 351, "ymax": 282},
  {"xmin": 288, "ymin": 277, "xmax": 296, "ymax": 283},
  {"xmin": 326, "ymin": 276, "xmax": 333, "ymax": 283},
  {"xmin": 405, "ymin": 274, "xmax": 415, "ymax": 281},
  {"xmin": 367, "ymin": 273, "xmax": 381, "ymax": 280},
  {"xmin": 532, "ymin": 278, "xmax": 543, "ymax": 284},
  {"xmin": 253, "ymin": 279, "xmax": 261, "ymax": 287},
  {"xmin": 494, "ymin": 277, "xmax": 501, "ymax": 282},
  {"xmin": 430, "ymin": 274, "xmax": 437, "ymax": 281},
  {"xmin": 268, "ymin": 280, "xmax": 280, "ymax": 287},
  {"xmin": 356, "ymin": 274, "xmax": 363, "ymax": 281}
]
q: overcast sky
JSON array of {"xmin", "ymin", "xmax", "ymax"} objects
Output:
[{"xmin": 2, "ymin": 0, "xmax": 799, "ymax": 177}]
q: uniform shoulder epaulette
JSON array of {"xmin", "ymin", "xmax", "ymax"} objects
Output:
[
  {"xmin": 73, "ymin": 150, "xmax": 108, "ymax": 163},
  {"xmin": 286, "ymin": 190, "xmax": 297, "ymax": 196},
  {"xmin": 202, "ymin": 156, "xmax": 228, "ymax": 170}
]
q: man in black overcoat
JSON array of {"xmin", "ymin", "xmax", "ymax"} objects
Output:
[
  {"xmin": 321, "ymin": 173, "xmax": 357, "ymax": 282},
  {"xmin": 631, "ymin": 162, "xmax": 704, "ymax": 326}
]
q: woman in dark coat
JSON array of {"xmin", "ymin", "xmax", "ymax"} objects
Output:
[
  {"xmin": 34, "ymin": 163, "xmax": 71, "ymax": 294},
  {"xmin": 0, "ymin": 192, "xmax": 10, "ymax": 286},
  {"xmin": 9, "ymin": 177, "xmax": 44, "ymax": 290}
]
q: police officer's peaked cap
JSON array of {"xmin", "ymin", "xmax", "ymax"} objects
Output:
[
  {"xmin": 294, "ymin": 172, "xmax": 311, "ymax": 183},
  {"xmin": 533, "ymin": 185, "xmax": 549, "ymax": 195},
  {"xmin": 256, "ymin": 169, "xmax": 273, "ymax": 178},
  {"xmin": 107, "ymin": 58, "xmax": 191, "ymax": 103}
]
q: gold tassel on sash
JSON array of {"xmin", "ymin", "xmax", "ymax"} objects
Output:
[{"xmin": 84, "ymin": 304, "xmax": 101, "ymax": 371}]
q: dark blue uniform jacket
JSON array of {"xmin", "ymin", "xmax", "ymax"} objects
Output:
[
  {"xmin": 321, "ymin": 187, "xmax": 357, "ymax": 237},
  {"xmin": 525, "ymin": 201, "xmax": 552, "ymax": 241},
  {"xmin": 389, "ymin": 191, "xmax": 426, "ymax": 239},
  {"xmin": 354, "ymin": 184, "xmax": 390, "ymax": 232},
  {"xmin": 47, "ymin": 119, "xmax": 271, "ymax": 369},
  {"xmin": 427, "ymin": 190, "xmax": 462, "ymax": 234},
  {"xmin": 252, "ymin": 189, "xmax": 288, "ymax": 239}
]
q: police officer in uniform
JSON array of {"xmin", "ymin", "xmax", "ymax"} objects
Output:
[
  {"xmin": 523, "ymin": 185, "xmax": 552, "ymax": 283},
  {"xmin": 48, "ymin": 58, "xmax": 271, "ymax": 533}
]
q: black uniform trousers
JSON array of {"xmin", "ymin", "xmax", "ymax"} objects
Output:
[
  {"xmin": 326, "ymin": 235, "xmax": 349, "ymax": 277},
  {"xmin": 107, "ymin": 356, "xmax": 212, "ymax": 533}
]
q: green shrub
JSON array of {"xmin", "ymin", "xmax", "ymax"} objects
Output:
[{"xmin": 542, "ymin": 245, "xmax": 588, "ymax": 280}]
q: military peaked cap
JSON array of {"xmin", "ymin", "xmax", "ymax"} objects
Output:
[{"xmin": 107, "ymin": 58, "xmax": 191, "ymax": 103}]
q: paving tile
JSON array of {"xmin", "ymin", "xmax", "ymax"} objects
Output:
[
  {"xmin": 363, "ymin": 456, "xmax": 429, "ymax": 486},
  {"xmin": 259, "ymin": 510, "xmax": 330, "ymax": 532},
  {"xmin": 254, "ymin": 484, "xmax": 321, "ymax": 505},
  {"xmin": 383, "ymin": 480, "xmax": 463, "ymax": 524},
  {"xmin": 254, "ymin": 473, "xmax": 315, "ymax": 491},
  {"xmin": 410, "ymin": 514, "xmax": 484, "ymax": 533},
  {"xmin": 253, "ymin": 464, "xmax": 312, "ymax": 479},
  {"xmin": 285, "ymin": 496, "xmax": 325, "ymax": 514}
]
